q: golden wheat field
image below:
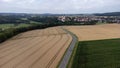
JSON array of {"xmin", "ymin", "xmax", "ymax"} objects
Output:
[
  {"xmin": 0, "ymin": 27, "xmax": 72, "ymax": 68},
  {"xmin": 0, "ymin": 24, "xmax": 120, "ymax": 68},
  {"xmin": 64, "ymin": 24, "xmax": 120, "ymax": 41}
]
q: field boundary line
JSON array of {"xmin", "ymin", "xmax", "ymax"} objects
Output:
[
  {"xmin": 67, "ymin": 40, "xmax": 79, "ymax": 68},
  {"xmin": 58, "ymin": 27, "xmax": 78, "ymax": 68}
]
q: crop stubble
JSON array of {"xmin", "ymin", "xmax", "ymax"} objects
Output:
[
  {"xmin": 0, "ymin": 27, "xmax": 72, "ymax": 68},
  {"xmin": 65, "ymin": 24, "xmax": 120, "ymax": 41}
]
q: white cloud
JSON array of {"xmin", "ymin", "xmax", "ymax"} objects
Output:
[
  {"xmin": 1, "ymin": 0, "xmax": 15, "ymax": 2},
  {"xmin": 0, "ymin": 0, "xmax": 120, "ymax": 13}
]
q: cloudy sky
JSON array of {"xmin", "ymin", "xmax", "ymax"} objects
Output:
[{"xmin": 0, "ymin": 0, "xmax": 120, "ymax": 14}]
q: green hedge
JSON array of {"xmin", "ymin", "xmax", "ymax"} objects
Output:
[
  {"xmin": 0, "ymin": 24, "xmax": 39, "ymax": 43},
  {"xmin": 0, "ymin": 23, "xmax": 62, "ymax": 43},
  {"xmin": 0, "ymin": 22, "xmax": 96, "ymax": 43}
]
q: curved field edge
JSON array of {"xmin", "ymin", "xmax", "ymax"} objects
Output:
[
  {"xmin": 66, "ymin": 30, "xmax": 79, "ymax": 68},
  {"xmin": 57, "ymin": 27, "xmax": 79, "ymax": 68},
  {"xmin": 56, "ymin": 29, "xmax": 73, "ymax": 68},
  {"xmin": 72, "ymin": 38, "xmax": 120, "ymax": 68},
  {"xmin": 67, "ymin": 41, "xmax": 79, "ymax": 68},
  {"xmin": 56, "ymin": 35, "xmax": 71, "ymax": 68}
]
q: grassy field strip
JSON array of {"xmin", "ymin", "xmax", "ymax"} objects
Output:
[
  {"xmin": 67, "ymin": 41, "xmax": 79, "ymax": 68},
  {"xmin": 58, "ymin": 27, "xmax": 78, "ymax": 68},
  {"xmin": 46, "ymin": 34, "xmax": 71, "ymax": 68},
  {"xmin": 0, "ymin": 24, "xmax": 14, "ymax": 29},
  {"xmin": 66, "ymin": 32, "xmax": 79, "ymax": 68}
]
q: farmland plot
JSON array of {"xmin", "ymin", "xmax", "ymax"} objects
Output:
[
  {"xmin": 64, "ymin": 24, "xmax": 120, "ymax": 68},
  {"xmin": 65, "ymin": 24, "xmax": 120, "ymax": 41},
  {"xmin": 72, "ymin": 39, "xmax": 120, "ymax": 68},
  {"xmin": 0, "ymin": 27, "xmax": 72, "ymax": 68}
]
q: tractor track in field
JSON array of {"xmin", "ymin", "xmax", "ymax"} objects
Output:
[
  {"xmin": 0, "ymin": 36, "xmax": 47, "ymax": 58},
  {"xmin": 0, "ymin": 27, "xmax": 73, "ymax": 68},
  {"xmin": 45, "ymin": 34, "xmax": 70, "ymax": 68},
  {"xmin": 0, "ymin": 31, "xmax": 44, "ymax": 52},
  {"xmin": 28, "ymin": 28, "xmax": 62, "ymax": 68},
  {"xmin": 14, "ymin": 35, "xmax": 59, "ymax": 68},
  {"xmin": 0, "ymin": 35, "xmax": 52, "ymax": 67},
  {"xmin": 0, "ymin": 37, "xmax": 35, "ymax": 56},
  {"xmin": 0, "ymin": 29, "xmax": 45, "ymax": 59},
  {"xmin": 29, "ymin": 35, "xmax": 62, "ymax": 68},
  {"xmin": 14, "ymin": 28, "xmax": 62, "ymax": 68},
  {"xmin": 0, "ymin": 38, "xmax": 28, "ymax": 51}
]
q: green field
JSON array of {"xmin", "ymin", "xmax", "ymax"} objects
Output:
[
  {"xmin": 0, "ymin": 24, "xmax": 14, "ymax": 29},
  {"xmin": 15, "ymin": 23, "xmax": 32, "ymax": 28},
  {"xmin": 0, "ymin": 21, "xmax": 41, "ymax": 30},
  {"xmin": 72, "ymin": 39, "xmax": 120, "ymax": 68}
]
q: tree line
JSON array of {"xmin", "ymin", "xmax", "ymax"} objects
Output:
[{"xmin": 0, "ymin": 15, "xmax": 97, "ymax": 43}]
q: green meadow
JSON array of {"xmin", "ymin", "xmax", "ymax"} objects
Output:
[{"xmin": 72, "ymin": 39, "xmax": 120, "ymax": 68}]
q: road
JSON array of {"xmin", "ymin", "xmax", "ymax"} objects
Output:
[{"xmin": 59, "ymin": 28, "xmax": 78, "ymax": 68}]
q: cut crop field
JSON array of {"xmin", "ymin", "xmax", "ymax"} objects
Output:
[
  {"xmin": 64, "ymin": 24, "xmax": 120, "ymax": 41},
  {"xmin": 72, "ymin": 39, "xmax": 120, "ymax": 68},
  {"xmin": 0, "ymin": 27, "xmax": 72, "ymax": 68},
  {"xmin": 64, "ymin": 24, "xmax": 120, "ymax": 68}
]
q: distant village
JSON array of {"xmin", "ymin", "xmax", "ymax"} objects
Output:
[{"xmin": 58, "ymin": 16, "xmax": 120, "ymax": 24}]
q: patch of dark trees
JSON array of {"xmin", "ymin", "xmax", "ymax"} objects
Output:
[
  {"xmin": 28, "ymin": 16, "xmax": 97, "ymax": 25},
  {"xmin": 0, "ymin": 15, "xmax": 97, "ymax": 43},
  {"xmin": 0, "ymin": 15, "xmax": 30, "ymax": 24},
  {"xmin": 94, "ymin": 12, "xmax": 120, "ymax": 16}
]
